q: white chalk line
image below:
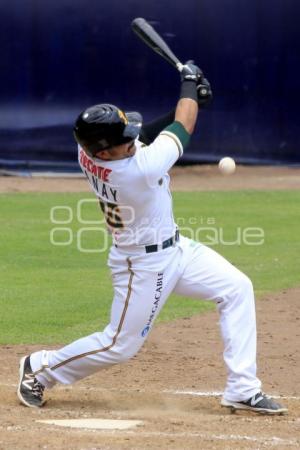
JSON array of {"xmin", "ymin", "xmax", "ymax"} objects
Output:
[
  {"xmin": 164, "ymin": 389, "xmax": 300, "ymax": 400},
  {"xmin": 1, "ymin": 382, "xmax": 299, "ymax": 400}
]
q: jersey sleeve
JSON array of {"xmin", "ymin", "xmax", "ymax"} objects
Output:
[
  {"xmin": 139, "ymin": 109, "xmax": 175, "ymax": 145},
  {"xmin": 137, "ymin": 121, "xmax": 190, "ymax": 187}
]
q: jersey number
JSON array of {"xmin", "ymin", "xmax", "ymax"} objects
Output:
[{"xmin": 99, "ymin": 201, "xmax": 124, "ymax": 229}]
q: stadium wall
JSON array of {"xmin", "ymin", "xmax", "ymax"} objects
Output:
[{"xmin": 0, "ymin": 0, "xmax": 299, "ymax": 171}]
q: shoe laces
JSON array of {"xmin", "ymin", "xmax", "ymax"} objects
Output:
[
  {"xmin": 32, "ymin": 378, "xmax": 45, "ymax": 399},
  {"xmin": 258, "ymin": 392, "xmax": 271, "ymax": 400}
]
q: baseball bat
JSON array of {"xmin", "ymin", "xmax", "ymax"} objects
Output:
[{"xmin": 131, "ymin": 18, "xmax": 184, "ymax": 72}]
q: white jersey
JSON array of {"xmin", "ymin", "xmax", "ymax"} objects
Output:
[{"xmin": 78, "ymin": 128, "xmax": 184, "ymax": 246}]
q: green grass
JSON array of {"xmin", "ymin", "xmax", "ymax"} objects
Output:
[{"xmin": 0, "ymin": 191, "xmax": 299, "ymax": 344}]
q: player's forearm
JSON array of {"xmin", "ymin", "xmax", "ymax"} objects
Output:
[{"xmin": 175, "ymin": 98, "xmax": 198, "ymax": 134}]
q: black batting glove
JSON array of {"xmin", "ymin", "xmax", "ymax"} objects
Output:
[
  {"xmin": 180, "ymin": 60, "xmax": 203, "ymax": 102},
  {"xmin": 197, "ymin": 77, "xmax": 213, "ymax": 108}
]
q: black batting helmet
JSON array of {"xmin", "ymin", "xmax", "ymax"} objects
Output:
[{"xmin": 73, "ymin": 103, "xmax": 142, "ymax": 157}]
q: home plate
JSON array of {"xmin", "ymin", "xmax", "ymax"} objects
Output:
[{"xmin": 37, "ymin": 419, "xmax": 143, "ymax": 430}]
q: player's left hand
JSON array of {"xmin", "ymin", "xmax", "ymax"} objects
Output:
[
  {"xmin": 181, "ymin": 60, "xmax": 203, "ymax": 82},
  {"xmin": 197, "ymin": 77, "xmax": 213, "ymax": 108}
]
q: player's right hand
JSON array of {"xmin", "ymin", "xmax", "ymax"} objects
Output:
[
  {"xmin": 197, "ymin": 77, "xmax": 213, "ymax": 108},
  {"xmin": 181, "ymin": 60, "xmax": 203, "ymax": 82}
]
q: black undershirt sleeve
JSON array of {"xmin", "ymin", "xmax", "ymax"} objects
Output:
[{"xmin": 139, "ymin": 109, "xmax": 176, "ymax": 145}]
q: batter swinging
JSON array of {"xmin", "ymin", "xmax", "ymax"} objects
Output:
[{"xmin": 18, "ymin": 62, "xmax": 287, "ymax": 414}]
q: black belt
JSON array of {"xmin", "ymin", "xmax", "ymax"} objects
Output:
[{"xmin": 145, "ymin": 229, "xmax": 179, "ymax": 254}]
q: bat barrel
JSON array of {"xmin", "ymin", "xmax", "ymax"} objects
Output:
[{"xmin": 131, "ymin": 17, "xmax": 183, "ymax": 71}]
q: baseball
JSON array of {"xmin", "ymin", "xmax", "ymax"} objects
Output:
[{"xmin": 218, "ymin": 157, "xmax": 236, "ymax": 175}]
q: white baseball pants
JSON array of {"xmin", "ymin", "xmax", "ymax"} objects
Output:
[{"xmin": 30, "ymin": 235, "xmax": 261, "ymax": 401}]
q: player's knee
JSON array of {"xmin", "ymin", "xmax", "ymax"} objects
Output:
[
  {"xmin": 113, "ymin": 342, "xmax": 142, "ymax": 363},
  {"xmin": 239, "ymin": 273, "xmax": 253, "ymax": 293},
  {"xmin": 216, "ymin": 272, "xmax": 254, "ymax": 307},
  {"xmin": 232, "ymin": 272, "xmax": 254, "ymax": 299},
  {"xmin": 224, "ymin": 271, "xmax": 253, "ymax": 298},
  {"xmin": 117, "ymin": 349, "xmax": 137, "ymax": 363}
]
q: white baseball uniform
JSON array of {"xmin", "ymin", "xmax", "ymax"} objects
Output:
[{"xmin": 30, "ymin": 122, "xmax": 261, "ymax": 402}]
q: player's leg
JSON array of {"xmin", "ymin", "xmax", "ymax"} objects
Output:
[
  {"xmin": 173, "ymin": 237, "xmax": 261, "ymax": 401},
  {"xmin": 173, "ymin": 237, "xmax": 287, "ymax": 414},
  {"xmin": 24, "ymin": 249, "xmax": 181, "ymax": 394}
]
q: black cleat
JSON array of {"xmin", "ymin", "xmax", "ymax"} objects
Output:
[
  {"xmin": 17, "ymin": 356, "xmax": 45, "ymax": 408},
  {"xmin": 221, "ymin": 392, "xmax": 288, "ymax": 415}
]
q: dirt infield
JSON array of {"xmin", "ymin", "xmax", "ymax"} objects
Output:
[
  {"xmin": 0, "ymin": 288, "xmax": 299, "ymax": 449},
  {"xmin": 1, "ymin": 165, "xmax": 300, "ymax": 193}
]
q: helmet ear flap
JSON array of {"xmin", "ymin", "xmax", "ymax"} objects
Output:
[{"xmin": 73, "ymin": 104, "xmax": 142, "ymax": 156}]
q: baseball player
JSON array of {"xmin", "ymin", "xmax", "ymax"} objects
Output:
[{"xmin": 18, "ymin": 62, "xmax": 287, "ymax": 415}]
